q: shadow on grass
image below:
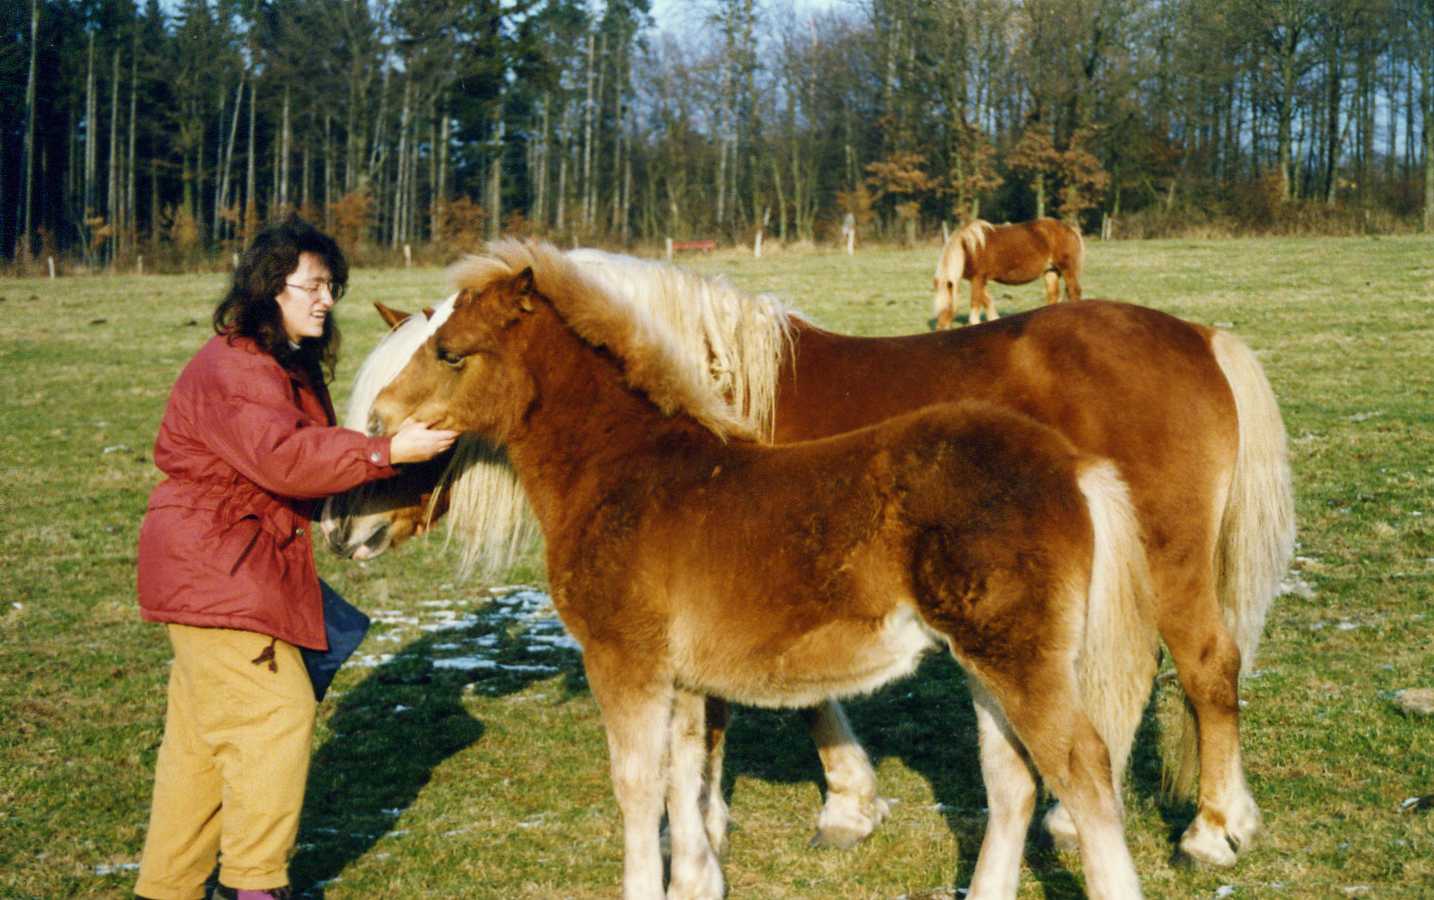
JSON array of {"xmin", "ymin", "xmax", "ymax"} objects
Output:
[
  {"xmin": 288, "ymin": 595, "xmax": 587, "ymax": 897},
  {"xmin": 289, "ymin": 589, "xmax": 1182, "ymax": 896},
  {"xmin": 724, "ymin": 652, "xmax": 1176, "ymax": 897}
]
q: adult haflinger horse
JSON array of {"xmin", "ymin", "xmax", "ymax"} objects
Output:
[
  {"xmin": 933, "ymin": 217, "xmax": 1085, "ymax": 327},
  {"xmin": 368, "ymin": 239, "xmax": 1160, "ymax": 898},
  {"xmin": 323, "ymin": 245, "xmax": 1294, "ymax": 869}
]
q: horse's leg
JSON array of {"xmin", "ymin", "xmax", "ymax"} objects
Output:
[
  {"xmin": 701, "ymin": 696, "xmax": 731, "ymax": 855},
  {"xmin": 971, "ymin": 276, "xmax": 995, "ymax": 323},
  {"xmin": 1064, "ymin": 267, "xmax": 1083, "ymax": 302},
  {"xmin": 803, "ymin": 699, "xmax": 889, "ymax": 849},
  {"xmin": 965, "ymin": 681, "xmax": 1038, "ymax": 900},
  {"xmin": 1153, "ymin": 559, "xmax": 1258, "ymax": 866},
  {"xmin": 586, "ymin": 650, "xmax": 674, "ymax": 900},
  {"xmin": 1043, "ymin": 270, "xmax": 1061, "ymax": 305},
  {"xmin": 666, "ymin": 690, "xmax": 724, "ymax": 900},
  {"xmin": 983, "ymin": 673, "xmax": 1143, "ymax": 900}
]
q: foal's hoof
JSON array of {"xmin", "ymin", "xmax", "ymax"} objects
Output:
[{"xmin": 1042, "ymin": 803, "xmax": 1079, "ymax": 853}]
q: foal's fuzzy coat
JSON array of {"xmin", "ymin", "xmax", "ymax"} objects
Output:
[{"xmin": 372, "ymin": 240, "xmax": 1159, "ymax": 899}]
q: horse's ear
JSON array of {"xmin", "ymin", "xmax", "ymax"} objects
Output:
[
  {"xmin": 422, "ymin": 306, "xmax": 436, "ymax": 319},
  {"xmin": 373, "ymin": 301, "xmax": 412, "ymax": 328},
  {"xmin": 514, "ymin": 267, "xmax": 536, "ymax": 313}
]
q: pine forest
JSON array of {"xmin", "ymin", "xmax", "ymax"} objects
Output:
[{"xmin": 2, "ymin": 0, "xmax": 1432, "ymax": 270}]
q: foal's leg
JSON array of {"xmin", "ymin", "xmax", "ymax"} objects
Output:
[
  {"xmin": 1154, "ymin": 565, "xmax": 1259, "ymax": 866},
  {"xmin": 1063, "ymin": 267, "xmax": 1083, "ymax": 302},
  {"xmin": 667, "ymin": 690, "xmax": 724, "ymax": 900},
  {"xmin": 986, "ymin": 675, "xmax": 1142, "ymax": 900},
  {"xmin": 700, "ymin": 696, "xmax": 731, "ymax": 855},
  {"xmin": 1043, "ymin": 270, "xmax": 1061, "ymax": 305},
  {"xmin": 587, "ymin": 654, "xmax": 675, "ymax": 900},
  {"xmin": 803, "ymin": 699, "xmax": 889, "ymax": 849},
  {"xmin": 965, "ymin": 682, "xmax": 1038, "ymax": 900}
]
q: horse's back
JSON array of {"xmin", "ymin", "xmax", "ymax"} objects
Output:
[{"xmin": 779, "ymin": 302, "xmax": 1236, "ymax": 491}]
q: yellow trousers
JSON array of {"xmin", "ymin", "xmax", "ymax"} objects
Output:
[{"xmin": 135, "ymin": 624, "xmax": 317, "ymax": 900}]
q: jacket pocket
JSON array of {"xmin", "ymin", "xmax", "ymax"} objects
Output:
[{"xmin": 221, "ymin": 514, "xmax": 263, "ymax": 575}]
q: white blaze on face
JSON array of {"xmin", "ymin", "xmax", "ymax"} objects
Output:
[{"xmin": 345, "ymin": 293, "xmax": 459, "ymax": 433}]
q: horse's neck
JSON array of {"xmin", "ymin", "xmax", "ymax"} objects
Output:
[{"xmin": 505, "ymin": 334, "xmax": 713, "ymax": 528}]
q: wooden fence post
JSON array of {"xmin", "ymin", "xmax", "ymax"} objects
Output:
[{"xmin": 665, "ymin": 237, "xmax": 673, "ymax": 261}]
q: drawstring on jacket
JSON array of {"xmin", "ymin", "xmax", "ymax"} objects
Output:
[{"xmin": 250, "ymin": 636, "xmax": 279, "ymax": 673}]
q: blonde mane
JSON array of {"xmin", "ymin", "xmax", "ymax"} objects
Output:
[
  {"xmin": 961, "ymin": 219, "xmax": 994, "ymax": 254},
  {"xmin": 348, "ymin": 241, "xmax": 795, "ymax": 580},
  {"xmin": 451, "ymin": 239, "xmax": 762, "ymax": 441}
]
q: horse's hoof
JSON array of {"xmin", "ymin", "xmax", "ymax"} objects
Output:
[
  {"xmin": 665, "ymin": 854, "xmax": 725, "ymax": 900},
  {"xmin": 1178, "ymin": 797, "xmax": 1261, "ymax": 868},
  {"xmin": 1177, "ymin": 820, "xmax": 1240, "ymax": 868},
  {"xmin": 1042, "ymin": 803, "xmax": 1079, "ymax": 852},
  {"xmin": 810, "ymin": 795, "xmax": 890, "ymax": 850}
]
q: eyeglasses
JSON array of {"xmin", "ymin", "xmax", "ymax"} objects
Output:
[{"xmin": 285, "ymin": 280, "xmax": 337, "ymax": 297}]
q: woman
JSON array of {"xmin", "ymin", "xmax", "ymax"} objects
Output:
[{"xmin": 133, "ymin": 217, "xmax": 457, "ymax": 900}]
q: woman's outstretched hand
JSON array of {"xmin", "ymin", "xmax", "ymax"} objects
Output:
[{"xmin": 388, "ymin": 417, "xmax": 460, "ymax": 463}]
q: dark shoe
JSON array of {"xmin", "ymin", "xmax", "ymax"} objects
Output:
[{"xmin": 214, "ymin": 886, "xmax": 292, "ymax": 900}]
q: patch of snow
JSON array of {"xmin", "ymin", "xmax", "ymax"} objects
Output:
[
  {"xmin": 94, "ymin": 863, "xmax": 140, "ymax": 876},
  {"xmin": 421, "ymin": 616, "xmax": 482, "ymax": 632},
  {"xmin": 1278, "ymin": 574, "xmax": 1315, "ymax": 599},
  {"xmin": 433, "ymin": 657, "xmax": 499, "ymax": 671}
]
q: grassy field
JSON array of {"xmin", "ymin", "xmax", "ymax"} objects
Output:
[{"xmin": 2, "ymin": 234, "xmax": 1433, "ymax": 898}]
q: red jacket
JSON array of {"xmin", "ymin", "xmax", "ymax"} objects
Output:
[{"xmin": 137, "ymin": 334, "xmax": 396, "ymax": 649}]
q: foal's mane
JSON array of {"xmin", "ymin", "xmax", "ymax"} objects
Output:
[
  {"xmin": 451, "ymin": 239, "xmax": 760, "ymax": 441},
  {"xmin": 420, "ymin": 241, "xmax": 794, "ymax": 579}
]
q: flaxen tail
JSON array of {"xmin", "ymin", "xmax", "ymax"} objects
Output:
[
  {"xmin": 1076, "ymin": 461, "xmax": 1160, "ymax": 783},
  {"xmin": 1069, "ymin": 224, "xmax": 1086, "ymax": 292},
  {"xmin": 1166, "ymin": 331, "xmax": 1295, "ymax": 798}
]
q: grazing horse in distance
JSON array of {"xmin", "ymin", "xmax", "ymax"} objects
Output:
[
  {"xmin": 369, "ymin": 239, "xmax": 1159, "ymax": 899},
  {"xmin": 323, "ymin": 248, "xmax": 1293, "ymax": 869},
  {"xmin": 933, "ymin": 217, "xmax": 1085, "ymax": 327}
]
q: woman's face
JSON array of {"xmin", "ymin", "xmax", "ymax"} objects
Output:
[{"xmin": 276, "ymin": 252, "xmax": 337, "ymax": 343}]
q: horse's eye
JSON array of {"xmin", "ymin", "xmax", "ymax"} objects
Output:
[{"xmin": 436, "ymin": 345, "xmax": 465, "ymax": 369}]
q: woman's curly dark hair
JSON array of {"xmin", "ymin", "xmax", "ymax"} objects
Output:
[{"xmin": 213, "ymin": 215, "xmax": 348, "ymax": 382}]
